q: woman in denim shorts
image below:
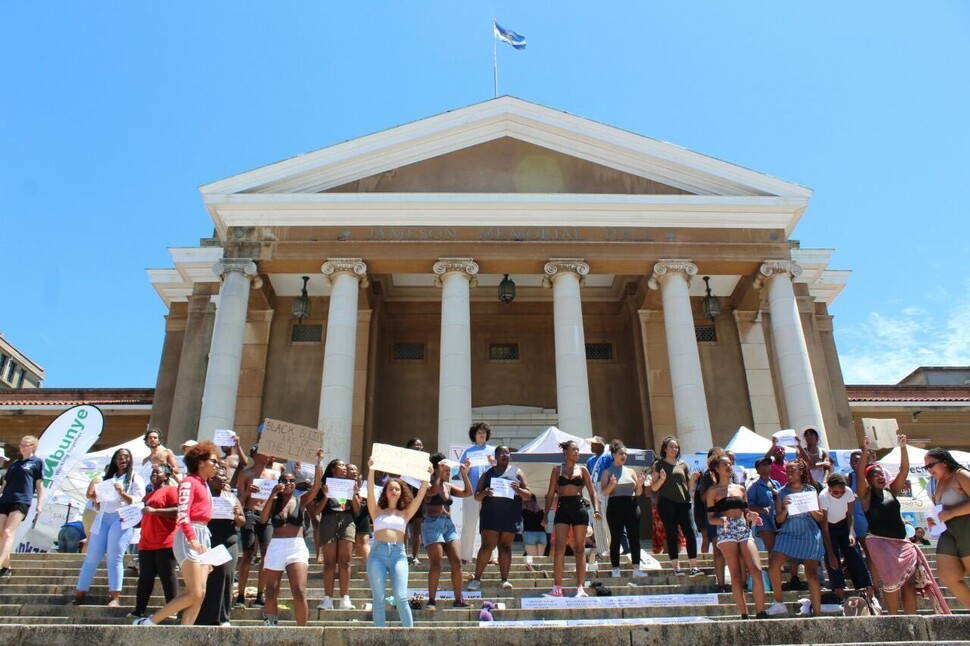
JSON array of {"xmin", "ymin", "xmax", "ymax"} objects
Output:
[{"xmin": 421, "ymin": 453, "xmax": 473, "ymax": 610}]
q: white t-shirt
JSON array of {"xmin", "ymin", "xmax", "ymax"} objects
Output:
[{"xmin": 818, "ymin": 487, "xmax": 856, "ymax": 524}]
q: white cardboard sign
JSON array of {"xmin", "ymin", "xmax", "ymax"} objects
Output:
[
  {"xmin": 785, "ymin": 490, "xmax": 820, "ymax": 515},
  {"xmin": 118, "ymin": 503, "xmax": 144, "ymax": 530},
  {"xmin": 371, "ymin": 443, "xmax": 431, "ymax": 482}
]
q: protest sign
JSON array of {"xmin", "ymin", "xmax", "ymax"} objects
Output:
[
  {"xmin": 489, "ymin": 477, "xmax": 515, "ymax": 499},
  {"xmin": 326, "ymin": 478, "xmax": 356, "ymax": 500},
  {"xmin": 861, "ymin": 418, "xmax": 899, "ymax": 450},
  {"xmin": 371, "ymin": 443, "xmax": 431, "ymax": 482},
  {"xmin": 118, "ymin": 503, "xmax": 144, "ymax": 530},
  {"xmin": 198, "ymin": 544, "xmax": 232, "ymax": 566},
  {"xmin": 211, "ymin": 496, "xmax": 236, "ymax": 520},
  {"xmin": 773, "ymin": 429, "xmax": 799, "ymax": 448},
  {"xmin": 785, "ymin": 490, "xmax": 819, "ymax": 515},
  {"xmin": 259, "ymin": 418, "xmax": 324, "ymax": 463},
  {"xmin": 252, "ymin": 478, "xmax": 276, "ymax": 500},
  {"xmin": 213, "ymin": 429, "xmax": 237, "ymax": 447},
  {"xmin": 95, "ymin": 479, "xmax": 120, "ymax": 503}
]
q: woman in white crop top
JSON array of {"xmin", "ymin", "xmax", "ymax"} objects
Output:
[{"xmin": 366, "ymin": 457, "xmax": 430, "ymax": 627}]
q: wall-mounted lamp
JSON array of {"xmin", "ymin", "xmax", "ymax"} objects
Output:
[
  {"xmin": 292, "ymin": 276, "xmax": 311, "ymax": 321},
  {"xmin": 498, "ymin": 274, "xmax": 516, "ymax": 304},
  {"xmin": 702, "ymin": 276, "xmax": 721, "ymax": 321}
]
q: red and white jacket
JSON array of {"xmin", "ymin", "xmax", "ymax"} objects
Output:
[{"xmin": 177, "ymin": 474, "xmax": 212, "ymax": 542}]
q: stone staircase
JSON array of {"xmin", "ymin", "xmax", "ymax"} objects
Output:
[{"xmin": 0, "ymin": 547, "xmax": 967, "ymax": 644}]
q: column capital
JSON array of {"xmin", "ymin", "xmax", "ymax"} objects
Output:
[
  {"xmin": 322, "ymin": 258, "xmax": 369, "ymax": 288},
  {"xmin": 648, "ymin": 259, "xmax": 697, "ymax": 290},
  {"xmin": 542, "ymin": 258, "xmax": 589, "ymax": 288},
  {"xmin": 433, "ymin": 257, "xmax": 479, "ymax": 287},
  {"xmin": 213, "ymin": 258, "xmax": 262, "ymax": 288},
  {"xmin": 754, "ymin": 260, "xmax": 803, "ymax": 289}
]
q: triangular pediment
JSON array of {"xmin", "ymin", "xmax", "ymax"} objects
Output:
[
  {"xmin": 201, "ymin": 96, "xmax": 810, "ymax": 199},
  {"xmin": 321, "ymin": 138, "xmax": 693, "ymax": 195}
]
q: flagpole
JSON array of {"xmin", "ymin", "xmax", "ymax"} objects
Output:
[{"xmin": 492, "ymin": 20, "xmax": 498, "ymax": 97}]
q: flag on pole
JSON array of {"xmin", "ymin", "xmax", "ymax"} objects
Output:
[{"xmin": 493, "ymin": 21, "xmax": 526, "ymax": 50}]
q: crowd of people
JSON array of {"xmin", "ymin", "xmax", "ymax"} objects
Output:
[{"xmin": 0, "ymin": 422, "xmax": 966, "ymax": 626}]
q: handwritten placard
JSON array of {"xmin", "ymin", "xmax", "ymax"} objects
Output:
[
  {"xmin": 785, "ymin": 490, "xmax": 820, "ymax": 515},
  {"xmin": 407, "ymin": 588, "xmax": 481, "ymax": 600},
  {"xmin": 252, "ymin": 478, "xmax": 277, "ymax": 500},
  {"xmin": 371, "ymin": 443, "xmax": 432, "ymax": 482},
  {"xmin": 211, "ymin": 495, "xmax": 236, "ymax": 520},
  {"xmin": 326, "ymin": 478, "xmax": 356, "ymax": 500},
  {"xmin": 213, "ymin": 429, "xmax": 237, "ymax": 447},
  {"xmin": 927, "ymin": 504, "xmax": 947, "ymax": 538},
  {"xmin": 773, "ymin": 429, "xmax": 799, "ymax": 448},
  {"xmin": 466, "ymin": 452, "xmax": 491, "ymax": 469},
  {"xmin": 360, "ymin": 480, "xmax": 382, "ymax": 500},
  {"xmin": 95, "ymin": 479, "xmax": 120, "ymax": 503},
  {"xmin": 260, "ymin": 418, "xmax": 325, "ymax": 463},
  {"xmin": 118, "ymin": 503, "xmax": 144, "ymax": 530},
  {"xmin": 490, "ymin": 477, "xmax": 515, "ymax": 499},
  {"xmin": 198, "ymin": 544, "xmax": 232, "ymax": 566}
]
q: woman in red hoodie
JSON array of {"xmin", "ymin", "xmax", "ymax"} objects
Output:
[{"xmin": 134, "ymin": 441, "xmax": 218, "ymax": 626}]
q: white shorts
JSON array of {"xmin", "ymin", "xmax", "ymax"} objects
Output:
[
  {"xmin": 263, "ymin": 536, "xmax": 310, "ymax": 571},
  {"xmin": 173, "ymin": 524, "xmax": 211, "ymax": 565}
]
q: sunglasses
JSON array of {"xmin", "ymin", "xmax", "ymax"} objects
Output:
[
  {"xmin": 925, "ymin": 461, "xmax": 942, "ymax": 469},
  {"xmin": 281, "ymin": 478, "xmax": 296, "ymax": 484}
]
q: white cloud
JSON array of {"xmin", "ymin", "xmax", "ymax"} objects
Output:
[{"xmin": 838, "ymin": 282, "xmax": 970, "ymax": 384}]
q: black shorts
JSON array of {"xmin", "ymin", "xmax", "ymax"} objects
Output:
[
  {"xmin": 240, "ymin": 509, "xmax": 272, "ymax": 551},
  {"xmin": 354, "ymin": 508, "xmax": 371, "ymax": 535},
  {"xmin": 0, "ymin": 502, "xmax": 29, "ymax": 517},
  {"xmin": 554, "ymin": 496, "xmax": 589, "ymax": 526}
]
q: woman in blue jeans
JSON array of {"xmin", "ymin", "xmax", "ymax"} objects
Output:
[
  {"xmin": 73, "ymin": 448, "xmax": 146, "ymax": 606},
  {"xmin": 365, "ymin": 457, "xmax": 430, "ymax": 627}
]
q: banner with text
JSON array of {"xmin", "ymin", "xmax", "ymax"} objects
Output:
[
  {"xmin": 371, "ymin": 443, "xmax": 432, "ymax": 482},
  {"xmin": 260, "ymin": 418, "xmax": 324, "ymax": 463}
]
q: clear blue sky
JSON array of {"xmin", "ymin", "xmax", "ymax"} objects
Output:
[{"xmin": 2, "ymin": 2, "xmax": 968, "ymax": 387}]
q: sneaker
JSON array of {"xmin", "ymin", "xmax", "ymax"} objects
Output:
[
  {"xmin": 220, "ymin": 621, "xmax": 232, "ymax": 627},
  {"xmin": 132, "ymin": 617, "xmax": 153, "ymax": 626},
  {"xmin": 425, "ymin": 601, "xmax": 437, "ymax": 611},
  {"xmin": 452, "ymin": 599, "xmax": 471, "ymax": 608},
  {"xmin": 386, "ymin": 595, "xmax": 396, "ymax": 607},
  {"xmin": 631, "ymin": 569, "xmax": 647, "ymax": 579},
  {"xmin": 467, "ymin": 579, "xmax": 481, "ymax": 591},
  {"xmin": 251, "ymin": 596, "xmax": 265, "ymax": 608},
  {"xmin": 543, "ymin": 585, "xmax": 563, "ymax": 597},
  {"xmin": 317, "ymin": 596, "xmax": 333, "ymax": 610},
  {"xmin": 501, "ymin": 580, "xmax": 513, "ymax": 589},
  {"xmin": 755, "ymin": 611, "xmax": 768, "ymax": 619},
  {"xmin": 766, "ymin": 601, "xmax": 788, "ymax": 617},
  {"xmin": 233, "ymin": 597, "xmax": 246, "ymax": 609},
  {"xmin": 339, "ymin": 595, "xmax": 355, "ymax": 610},
  {"xmin": 611, "ymin": 567, "xmax": 622, "ymax": 578},
  {"xmin": 0, "ymin": 567, "xmax": 11, "ymax": 578},
  {"xmin": 411, "ymin": 557, "xmax": 421, "ymax": 566},
  {"xmin": 673, "ymin": 568, "xmax": 685, "ymax": 576},
  {"xmin": 575, "ymin": 587, "xmax": 588, "ymax": 598},
  {"xmin": 688, "ymin": 567, "xmax": 704, "ymax": 577},
  {"xmin": 263, "ymin": 618, "xmax": 278, "ymax": 627},
  {"xmin": 127, "ymin": 611, "xmax": 145, "ymax": 619}
]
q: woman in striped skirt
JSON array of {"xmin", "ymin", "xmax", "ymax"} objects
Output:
[{"xmin": 766, "ymin": 459, "xmax": 825, "ymax": 617}]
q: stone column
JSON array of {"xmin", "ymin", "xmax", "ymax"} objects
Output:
[
  {"xmin": 756, "ymin": 260, "xmax": 828, "ymax": 445},
  {"xmin": 197, "ymin": 259, "xmax": 261, "ymax": 442},
  {"xmin": 433, "ymin": 258, "xmax": 479, "ymax": 453},
  {"xmin": 543, "ymin": 258, "xmax": 593, "ymax": 438},
  {"xmin": 733, "ymin": 310, "xmax": 781, "ymax": 436},
  {"xmin": 318, "ymin": 258, "xmax": 368, "ymax": 460},
  {"xmin": 648, "ymin": 259, "xmax": 713, "ymax": 453}
]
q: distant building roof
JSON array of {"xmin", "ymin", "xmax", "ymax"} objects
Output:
[
  {"xmin": 846, "ymin": 384, "xmax": 970, "ymax": 404},
  {"xmin": 0, "ymin": 388, "xmax": 154, "ymax": 408}
]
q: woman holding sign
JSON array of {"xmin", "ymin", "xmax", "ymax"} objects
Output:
[
  {"xmin": 366, "ymin": 457, "xmax": 430, "ymax": 627},
  {"xmin": 858, "ymin": 436, "xmax": 950, "ymax": 615},
  {"xmin": 926, "ymin": 447, "xmax": 970, "ymax": 609},
  {"xmin": 73, "ymin": 447, "xmax": 145, "ymax": 607},
  {"xmin": 766, "ymin": 459, "xmax": 824, "ymax": 617},
  {"xmin": 543, "ymin": 440, "xmax": 599, "ymax": 597},
  {"xmin": 311, "ymin": 459, "xmax": 360, "ymax": 610},
  {"xmin": 423, "ymin": 452, "xmax": 473, "ymax": 609},
  {"xmin": 468, "ymin": 445, "xmax": 530, "ymax": 592},
  {"xmin": 133, "ymin": 441, "xmax": 219, "ymax": 626},
  {"xmin": 258, "ymin": 449, "xmax": 323, "ymax": 626}
]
